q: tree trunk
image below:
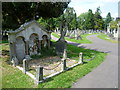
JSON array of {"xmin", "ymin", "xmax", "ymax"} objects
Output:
[{"xmin": 59, "ymin": 29, "xmax": 66, "ymax": 41}]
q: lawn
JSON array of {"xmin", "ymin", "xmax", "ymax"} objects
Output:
[
  {"xmin": 52, "ymin": 32, "xmax": 93, "ymax": 44},
  {"xmin": 1, "ymin": 41, "xmax": 107, "ymax": 88},
  {"xmin": 97, "ymin": 33, "xmax": 118, "ymax": 43}
]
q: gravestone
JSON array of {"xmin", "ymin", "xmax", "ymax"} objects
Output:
[
  {"xmin": 16, "ymin": 37, "xmax": 26, "ymax": 61},
  {"xmin": 55, "ymin": 40, "xmax": 67, "ymax": 57}
]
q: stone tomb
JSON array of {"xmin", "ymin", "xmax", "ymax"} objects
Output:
[{"xmin": 8, "ymin": 20, "xmax": 51, "ymax": 63}]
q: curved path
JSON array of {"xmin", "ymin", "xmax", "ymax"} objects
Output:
[{"xmin": 51, "ymin": 34, "xmax": 118, "ymax": 88}]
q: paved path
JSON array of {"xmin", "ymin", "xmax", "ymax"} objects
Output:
[{"xmin": 51, "ymin": 34, "xmax": 118, "ymax": 88}]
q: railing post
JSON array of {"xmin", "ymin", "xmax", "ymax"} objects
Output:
[
  {"xmin": 62, "ymin": 58, "xmax": 67, "ymax": 71},
  {"xmin": 36, "ymin": 66, "xmax": 43, "ymax": 83},
  {"xmin": 79, "ymin": 52, "xmax": 83, "ymax": 64},
  {"xmin": 23, "ymin": 59, "xmax": 29, "ymax": 74},
  {"xmin": 63, "ymin": 48, "xmax": 67, "ymax": 59}
]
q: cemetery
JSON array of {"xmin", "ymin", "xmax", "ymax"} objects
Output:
[
  {"xmin": 6, "ymin": 20, "xmax": 97, "ymax": 84},
  {"xmin": 1, "ymin": 1, "xmax": 119, "ymax": 89},
  {"xmin": 1, "ymin": 39, "xmax": 107, "ymax": 88}
]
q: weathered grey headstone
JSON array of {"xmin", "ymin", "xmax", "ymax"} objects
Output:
[
  {"xmin": 76, "ymin": 35, "xmax": 82, "ymax": 40},
  {"xmin": 55, "ymin": 40, "xmax": 67, "ymax": 57},
  {"xmin": 16, "ymin": 37, "xmax": 26, "ymax": 61}
]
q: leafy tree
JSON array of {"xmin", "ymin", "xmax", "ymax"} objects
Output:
[
  {"xmin": 110, "ymin": 18, "xmax": 120, "ymax": 29},
  {"xmin": 110, "ymin": 21, "xmax": 117, "ymax": 29},
  {"xmin": 94, "ymin": 7, "xmax": 104, "ymax": 30},
  {"xmin": 63, "ymin": 7, "xmax": 77, "ymax": 30},
  {"xmin": 104, "ymin": 12, "xmax": 113, "ymax": 30},
  {"xmin": 85, "ymin": 9, "xmax": 95, "ymax": 30},
  {"xmin": 77, "ymin": 12, "xmax": 88, "ymax": 30},
  {"xmin": 2, "ymin": 2, "xmax": 70, "ymax": 30}
]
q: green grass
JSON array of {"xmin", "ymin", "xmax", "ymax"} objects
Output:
[
  {"xmin": 37, "ymin": 43, "xmax": 107, "ymax": 88},
  {"xmin": 52, "ymin": 32, "xmax": 93, "ymax": 44},
  {"xmin": 97, "ymin": 33, "xmax": 118, "ymax": 43},
  {"xmin": 0, "ymin": 40, "xmax": 8, "ymax": 44},
  {"xmin": 1, "ymin": 43, "xmax": 35, "ymax": 88},
  {"xmin": 1, "ymin": 41, "xmax": 107, "ymax": 88}
]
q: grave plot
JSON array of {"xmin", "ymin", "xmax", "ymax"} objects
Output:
[{"xmin": 18, "ymin": 56, "xmax": 78, "ymax": 77}]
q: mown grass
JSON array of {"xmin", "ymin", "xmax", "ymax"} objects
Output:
[
  {"xmin": 97, "ymin": 33, "xmax": 118, "ymax": 43},
  {"xmin": 52, "ymin": 32, "xmax": 93, "ymax": 44},
  {"xmin": 37, "ymin": 43, "xmax": 107, "ymax": 88},
  {"xmin": 1, "ymin": 41, "xmax": 107, "ymax": 88},
  {"xmin": 1, "ymin": 44, "xmax": 35, "ymax": 88}
]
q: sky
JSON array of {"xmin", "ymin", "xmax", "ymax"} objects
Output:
[{"xmin": 68, "ymin": 0, "xmax": 119, "ymax": 18}]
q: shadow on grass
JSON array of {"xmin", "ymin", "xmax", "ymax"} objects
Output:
[{"xmin": 2, "ymin": 50, "xmax": 9, "ymax": 56}]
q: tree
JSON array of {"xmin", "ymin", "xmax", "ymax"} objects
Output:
[
  {"xmin": 110, "ymin": 18, "xmax": 120, "ymax": 29},
  {"xmin": 63, "ymin": 7, "xmax": 77, "ymax": 30},
  {"xmin": 2, "ymin": 2, "xmax": 70, "ymax": 30},
  {"xmin": 77, "ymin": 12, "xmax": 88, "ymax": 30},
  {"xmin": 110, "ymin": 21, "xmax": 117, "ymax": 29},
  {"xmin": 104, "ymin": 12, "xmax": 113, "ymax": 30},
  {"xmin": 85, "ymin": 9, "xmax": 95, "ymax": 30},
  {"xmin": 94, "ymin": 7, "xmax": 104, "ymax": 30}
]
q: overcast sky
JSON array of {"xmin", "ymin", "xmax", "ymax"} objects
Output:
[{"xmin": 68, "ymin": 0, "xmax": 119, "ymax": 18}]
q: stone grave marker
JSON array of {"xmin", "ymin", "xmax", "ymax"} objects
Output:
[{"xmin": 55, "ymin": 40, "xmax": 67, "ymax": 57}]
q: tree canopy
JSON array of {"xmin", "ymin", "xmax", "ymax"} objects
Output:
[
  {"xmin": 104, "ymin": 12, "xmax": 113, "ymax": 30},
  {"xmin": 63, "ymin": 7, "xmax": 77, "ymax": 30},
  {"xmin": 2, "ymin": 2, "xmax": 70, "ymax": 30},
  {"xmin": 85, "ymin": 9, "xmax": 95, "ymax": 30},
  {"xmin": 94, "ymin": 7, "xmax": 104, "ymax": 30},
  {"xmin": 77, "ymin": 12, "xmax": 88, "ymax": 30}
]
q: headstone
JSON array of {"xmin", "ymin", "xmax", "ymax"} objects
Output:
[
  {"xmin": 55, "ymin": 40, "xmax": 67, "ymax": 57},
  {"xmin": 16, "ymin": 37, "xmax": 26, "ymax": 61},
  {"xmin": 76, "ymin": 35, "xmax": 82, "ymax": 40}
]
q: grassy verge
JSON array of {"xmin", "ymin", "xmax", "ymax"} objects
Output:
[
  {"xmin": 1, "ymin": 41, "xmax": 107, "ymax": 88},
  {"xmin": 97, "ymin": 34, "xmax": 118, "ymax": 43},
  {"xmin": 52, "ymin": 32, "xmax": 93, "ymax": 44},
  {"xmin": 1, "ymin": 43, "xmax": 36, "ymax": 88}
]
